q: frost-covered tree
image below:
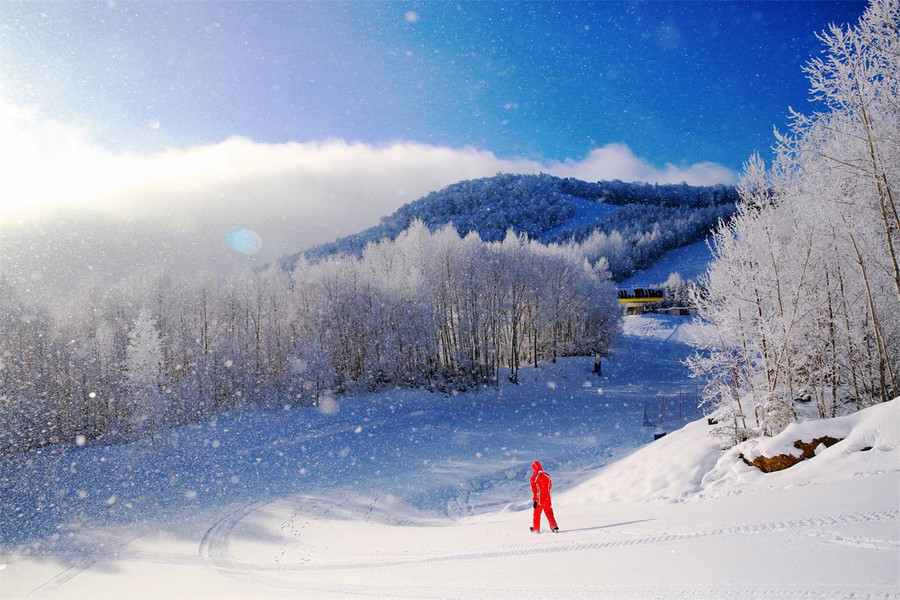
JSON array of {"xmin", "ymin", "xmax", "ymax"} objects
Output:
[
  {"xmin": 286, "ymin": 220, "xmax": 619, "ymax": 394},
  {"xmin": 662, "ymin": 272, "xmax": 692, "ymax": 307},
  {"xmin": 0, "ymin": 218, "xmax": 622, "ymax": 452},
  {"xmin": 0, "ymin": 276, "xmax": 55, "ymax": 452},
  {"xmin": 124, "ymin": 308, "xmax": 165, "ymax": 442},
  {"xmin": 691, "ymin": 0, "xmax": 900, "ymax": 443}
]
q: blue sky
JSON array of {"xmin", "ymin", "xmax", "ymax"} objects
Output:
[
  {"xmin": 1, "ymin": 1, "xmax": 865, "ymax": 170},
  {"xmin": 0, "ymin": 1, "xmax": 869, "ymax": 287}
]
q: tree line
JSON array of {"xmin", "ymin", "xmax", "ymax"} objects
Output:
[{"xmin": 0, "ymin": 222, "xmax": 619, "ymax": 453}]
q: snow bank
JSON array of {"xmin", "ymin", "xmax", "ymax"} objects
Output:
[
  {"xmin": 743, "ymin": 401, "xmax": 896, "ymax": 461},
  {"xmin": 563, "ymin": 398, "xmax": 899, "ymax": 505},
  {"xmin": 665, "ymin": 320, "xmax": 709, "ymax": 345},
  {"xmin": 702, "ymin": 398, "xmax": 899, "ymax": 492},
  {"xmin": 562, "ymin": 419, "xmax": 723, "ymax": 504}
]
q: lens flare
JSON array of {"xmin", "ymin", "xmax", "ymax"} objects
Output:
[{"xmin": 226, "ymin": 227, "xmax": 262, "ymax": 255}]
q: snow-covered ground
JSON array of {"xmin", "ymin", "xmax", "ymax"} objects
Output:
[
  {"xmin": 621, "ymin": 312, "xmax": 710, "ymax": 345},
  {"xmin": 2, "ymin": 315, "xmax": 897, "ymax": 599},
  {"xmin": 620, "ymin": 236, "xmax": 714, "ymax": 288}
]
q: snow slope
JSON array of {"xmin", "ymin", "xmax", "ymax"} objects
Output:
[
  {"xmin": 620, "ymin": 235, "xmax": 713, "ymax": 288},
  {"xmin": 537, "ymin": 197, "xmax": 620, "ymax": 242},
  {"xmin": 2, "ymin": 316, "xmax": 898, "ymax": 599},
  {"xmin": 621, "ymin": 312, "xmax": 710, "ymax": 345}
]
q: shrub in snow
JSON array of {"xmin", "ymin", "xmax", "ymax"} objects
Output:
[
  {"xmin": 740, "ymin": 436, "xmax": 843, "ymax": 473},
  {"xmin": 756, "ymin": 393, "xmax": 795, "ymax": 438}
]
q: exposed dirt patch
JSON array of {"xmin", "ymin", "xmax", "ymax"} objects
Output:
[
  {"xmin": 792, "ymin": 436, "xmax": 843, "ymax": 459},
  {"xmin": 741, "ymin": 436, "xmax": 843, "ymax": 473}
]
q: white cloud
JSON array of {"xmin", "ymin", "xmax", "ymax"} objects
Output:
[
  {"xmin": 0, "ymin": 98, "xmax": 737, "ymax": 292},
  {"xmin": 550, "ymin": 143, "xmax": 736, "ymax": 186}
]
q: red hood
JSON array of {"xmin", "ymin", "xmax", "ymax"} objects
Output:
[{"xmin": 531, "ymin": 461, "xmax": 543, "ymax": 473}]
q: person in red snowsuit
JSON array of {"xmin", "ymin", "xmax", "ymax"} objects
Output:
[{"xmin": 530, "ymin": 461, "xmax": 559, "ymax": 533}]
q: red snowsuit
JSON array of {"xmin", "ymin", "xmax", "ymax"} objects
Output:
[{"xmin": 530, "ymin": 461, "xmax": 558, "ymax": 532}]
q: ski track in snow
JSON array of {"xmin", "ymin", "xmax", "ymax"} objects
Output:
[
  {"xmin": 804, "ymin": 531, "xmax": 900, "ymax": 552},
  {"xmin": 194, "ymin": 509, "xmax": 900, "ymax": 575},
  {"xmin": 26, "ymin": 488, "xmax": 897, "ymax": 598},
  {"xmin": 27, "ymin": 531, "xmax": 147, "ymax": 597},
  {"xmin": 198, "ymin": 499, "xmax": 272, "ymax": 568},
  {"xmin": 186, "ymin": 504, "xmax": 899, "ymax": 599},
  {"xmin": 52, "ymin": 500, "xmax": 892, "ymax": 599},
  {"xmin": 33, "ymin": 488, "xmax": 883, "ymax": 599},
  {"xmin": 240, "ymin": 584, "xmax": 898, "ymax": 600},
  {"xmin": 663, "ymin": 321, "xmax": 681, "ymax": 342}
]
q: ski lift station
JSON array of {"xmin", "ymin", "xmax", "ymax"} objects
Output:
[{"xmin": 616, "ymin": 287, "xmax": 665, "ymax": 314}]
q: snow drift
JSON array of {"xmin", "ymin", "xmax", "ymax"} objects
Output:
[{"xmin": 565, "ymin": 397, "xmax": 899, "ymax": 505}]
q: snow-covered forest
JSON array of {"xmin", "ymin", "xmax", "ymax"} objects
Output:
[
  {"xmin": 690, "ymin": 0, "xmax": 899, "ymax": 441},
  {"xmin": 290, "ymin": 174, "xmax": 738, "ymax": 281},
  {"xmin": 0, "ymin": 223, "xmax": 618, "ymax": 454},
  {"xmin": 0, "ymin": 172, "xmax": 739, "ymax": 457}
]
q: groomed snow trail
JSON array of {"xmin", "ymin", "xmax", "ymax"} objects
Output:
[{"xmin": 19, "ymin": 476, "xmax": 898, "ymax": 599}]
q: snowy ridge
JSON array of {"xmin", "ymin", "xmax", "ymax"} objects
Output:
[
  {"xmin": 702, "ymin": 399, "xmax": 900, "ymax": 493},
  {"xmin": 294, "ymin": 174, "xmax": 737, "ymax": 263}
]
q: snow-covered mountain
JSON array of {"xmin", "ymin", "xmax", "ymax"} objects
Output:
[{"xmin": 280, "ymin": 174, "xmax": 738, "ymax": 281}]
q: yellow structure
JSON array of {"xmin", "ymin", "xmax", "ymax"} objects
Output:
[
  {"xmin": 617, "ymin": 288, "xmax": 665, "ymax": 314},
  {"xmin": 617, "ymin": 288, "xmax": 665, "ymax": 304}
]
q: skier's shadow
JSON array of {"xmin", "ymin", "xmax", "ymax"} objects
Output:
[{"xmin": 559, "ymin": 518, "xmax": 656, "ymax": 533}]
